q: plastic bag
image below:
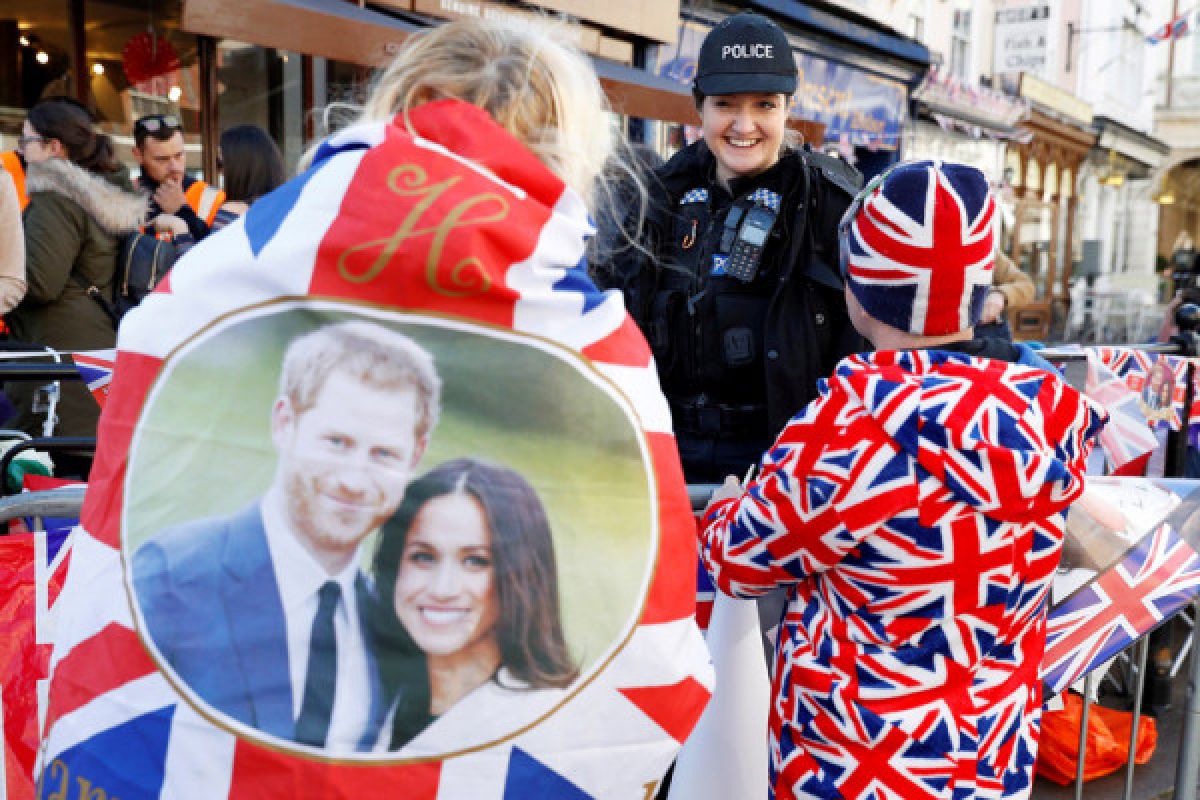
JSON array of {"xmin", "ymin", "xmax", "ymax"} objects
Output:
[{"xmin": 1036, "ymin": 692, "xmax": 1158, "ymax": 785}]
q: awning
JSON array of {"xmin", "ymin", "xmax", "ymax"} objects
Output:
[
  {"xmin": 1093, "ymin": 115, "xmax": 1170, "ymax": 171},
  {"xmin": 747, "ymin": 0, "xmax": 930, "ymax": 68},
  {"xmin": 182, "ymin": 0, "xmax": 821, "ymax": 136}
]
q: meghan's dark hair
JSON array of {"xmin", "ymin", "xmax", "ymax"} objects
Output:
[
  {"xmin": 27, "ymin": 98, "xmax": 120, "ymax": 175},
  {"xmin": 370, "ymin": 458, "xmax": 577, "ymax": 745},
  {"xmin": 219, "ymin": 124, "xmax": 285, "ymax": 203}
]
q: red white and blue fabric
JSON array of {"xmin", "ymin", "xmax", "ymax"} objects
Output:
[
  {"xmin": 70, "ymin": 350, "xmax": 116, "ymax": 410},
  {"xmin": 39, "ymin": 99, "xmax": 712, "ymax": 798},
  {"xmin": 842, "ymin": 160, "xmax": 995, "ymax": 337},
  {"xmin": 1, "ymin": 527, "xmax": 72, "ymax": 800},
  {"xmin": 1146, "ymin": 11, "xmax": 1192, "ymax": 43},
  {"xmin": 1042, "ymin": 520, "xmax": 1200, "ymax": 696},
  {"xmin": 701, "ymin": 349, "xmax": 1104, "ymax": 800},
  {"xmin": 1083, "ymin": 351, "xmax": 1159, "ymax": 473},
  {"xmin": 1092, "ymin": 347, "xmax": 1188, "ymax": 431}
]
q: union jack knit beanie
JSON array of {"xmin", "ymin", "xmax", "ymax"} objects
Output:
[{"xmin": 840, "ymin": 160, "xmax": 996, "ymax": 336}]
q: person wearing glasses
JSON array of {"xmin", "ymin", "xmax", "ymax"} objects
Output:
[
  {"xmin": 132, "ymin": 114, "xmax": 225, "ymax": 242},
  {"xmin": 591, "ymin": 12, "xmax": 865, "ymax": 485},
  {"xmin": 699, "ymin": 161, "xmax": 1105, "ymax": 800},
  {"xmin": 8, "ymin": 98, "xmax": 145, "ymax": 456}
]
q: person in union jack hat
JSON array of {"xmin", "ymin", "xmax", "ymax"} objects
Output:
[{"xmin": 700, "ymin": 160, "xmax": 1107, "ymax": 800}]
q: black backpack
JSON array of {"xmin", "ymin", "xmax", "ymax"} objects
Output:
[
  {"xmin": 116, "ymin": 229, "xmax": 181, "ymax": 313},
  {"xmin": 86, "ymin": 229, "xmax": 182, "ymax": 326}
]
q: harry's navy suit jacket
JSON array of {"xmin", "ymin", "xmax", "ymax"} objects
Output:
[{"xmin": 131, "ymin": 503, "xmax": 386, "ymax": 749}]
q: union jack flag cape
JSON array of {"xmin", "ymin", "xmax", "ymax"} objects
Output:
[
  {"xmin": 38, "ymin": 99, "xmax": 712, "ymax": 798},
  {"xmin": 701, "ymin": 348, "xmax": 1105, "ymax": 800},
  {"xmin": 1, "ymin": 527, "xmax": 72, "ymax": 800}
]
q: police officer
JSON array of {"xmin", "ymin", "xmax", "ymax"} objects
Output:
[{"xmin": 595, "ymin": 12, "xmax": 865, "ymax": 483}]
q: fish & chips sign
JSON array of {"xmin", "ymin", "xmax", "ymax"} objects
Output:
[{"xmin": 994, "ymin": 3, "xmax": 1051, "ymax": 75}]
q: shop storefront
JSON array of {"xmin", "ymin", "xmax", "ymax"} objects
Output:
[
  {"xmin": 1074, "ymin": 116, "xmax": 1168, "ymax": 290},
  {"xmin": 4, "ymin": 0, "xmax": 705, "ymax": 187},
  {"xmin": 1003, "ymin": 74, "xmax": 1097, "ymax": 339},
  {"xmin": 906, "ymin": 66, "xmax": 1030, "ymax": 183},
  {"xmin": 654, "ymin": 1, "xmax": 928, "ymax": 178},
  {"xmin": 0, "ymin": 0, "xmax": 326, "ymax": 182}
]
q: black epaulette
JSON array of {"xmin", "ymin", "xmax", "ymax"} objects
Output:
[{"xmin": 801, "ymin": 145, "xmax": 863, "ymax": 196}]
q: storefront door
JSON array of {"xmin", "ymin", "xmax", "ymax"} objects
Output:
[{"xmin": 1012, "ymin": 198, "xmax": 1059, "ymax": 338}]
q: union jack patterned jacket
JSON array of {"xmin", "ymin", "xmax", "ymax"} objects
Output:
[{"xmin": 701, "ymin": 348, "xmax": 1105, "ymax": 800}]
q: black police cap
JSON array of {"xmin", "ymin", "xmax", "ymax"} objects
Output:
[{"xmin": 694, "ymin": 12, "xmax": 798, "ymax": 97}]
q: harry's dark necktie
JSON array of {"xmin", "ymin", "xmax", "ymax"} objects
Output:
[{"xmin": 295, "ymin": 580, "xmax": 340, "ymax": 747}]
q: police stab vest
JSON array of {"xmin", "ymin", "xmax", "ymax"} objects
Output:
[{"xmin": 651, "ymin": 186, "xmax": 780, "ymax": 409}]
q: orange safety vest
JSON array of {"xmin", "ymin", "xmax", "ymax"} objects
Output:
[
  {"xmin": 1, "ymin": 151, "xmax": 28, "ymax": 211},
  {"xmin": 183, "ymin": 179, "xmax": 225, "ymax": 226}
]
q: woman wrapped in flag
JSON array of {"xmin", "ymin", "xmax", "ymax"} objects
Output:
[
  {"xmin": 41, "ymin": 11, "xmax": 713, "ymax": 797},
  {"xmin": 700, "ymin": 161, "xmax": 1107, "ymax": 800}
]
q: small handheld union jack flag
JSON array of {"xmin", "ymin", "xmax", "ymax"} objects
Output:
[{"xmin": 1043, "ymin": 480, "xmax": 1200, "ymax": 696}]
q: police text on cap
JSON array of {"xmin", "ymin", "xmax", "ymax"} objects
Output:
[{"xmin": 722, "ymin": 44, "xmax": 773, "ymax": 60}]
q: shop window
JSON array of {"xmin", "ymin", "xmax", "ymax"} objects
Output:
[
  {"xmin": 1043, "ymin": 163, "xmax": 1057, "ymax": 203},
  {"xmin": 1026, "ymin": 159, "xmax": 1042, "ymax": 194},
  {"xmin": 1018, "ymin": 202, "xmax": 1058, "ymax": 299},
  {"xmin": 216, "ymin": 41, "xmax": 305, "ymax": 176},
  {"xmin": 907, "ymin": 15, "xmax": 925, "ymax": 41},
  {"xmin": 949, "ymin": 10, "xmax": 971, "ymax": 82},
  {"xmin": 313, "ymin": 59, "xmax": 372, "ymax": 141},
  {"xmin": 0, "ymin": 0, "xmax": 73, "ymax": 147},
  {"xmin": 1005, "ymin": 149, "xmax": 1022, "ymax": 188},
  {"xmin": 83, "ymin": 0, "xmax": 201, "ymax": 176}
]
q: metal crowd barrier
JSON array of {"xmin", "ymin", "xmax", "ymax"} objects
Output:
[
  {"xmin": 0, "ymin": 345, "xmax": 99, "ymax": 496},
  {"xmin": 0, "ymin": 486, "xmax": 86, "ymax": 526}
]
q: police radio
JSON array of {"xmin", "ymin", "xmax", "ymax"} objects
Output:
[{"xmin": 720, "ymin": 203, "xmax": 777, "ymax": 283}]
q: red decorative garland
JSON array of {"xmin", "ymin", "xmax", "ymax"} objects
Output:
[{"xmin": 121, "ymin": 32, "xmax": 180, "ymax": 84}]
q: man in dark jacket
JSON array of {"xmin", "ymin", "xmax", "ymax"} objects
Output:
[
  {"xmin": 593, "ymin": 12, "xmax": 865, "ymax": 483},
  {"xmin": 132, "ymin": 114, "xmax": 224, "ymax": 241}
]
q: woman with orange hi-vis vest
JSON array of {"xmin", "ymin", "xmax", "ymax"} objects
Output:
[{"xmin": 1, "ymin": 151, "xmax": 28, "ymax": 211}]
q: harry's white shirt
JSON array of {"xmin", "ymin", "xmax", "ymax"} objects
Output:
[{"xmin": 261, "ymin": 487, "xmax": 372, "ymax": 751}]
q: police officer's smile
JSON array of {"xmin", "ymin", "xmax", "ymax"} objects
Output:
[{"xmin": 701, "ymin": 92, "xmax": 788, "ymax": 188}]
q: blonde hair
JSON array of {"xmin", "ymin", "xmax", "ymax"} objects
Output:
[
  {"xmin": 280, "ymin": 321, "xmax": 442, "ymax": 441},
  {"xmin": 358, "ymin": 17, "xmax": 617, "ymax": 208}
]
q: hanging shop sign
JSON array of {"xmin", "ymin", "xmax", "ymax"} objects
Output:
[
  {"xmin": 792, "ymin": 52, "xmax": 906, "ymax": 151},
  {"xmin": 1020, "ymin": 73, "xmax": 1093, "ymax": 126},
  {"xmin": 994, "ymin": 2, "xmax": 1052, "ymax": 75}
]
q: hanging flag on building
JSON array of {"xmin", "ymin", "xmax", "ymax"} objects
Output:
[{"xmin": 1146, "ymin": 9, "xmax": 1193, "ymax": 44}]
